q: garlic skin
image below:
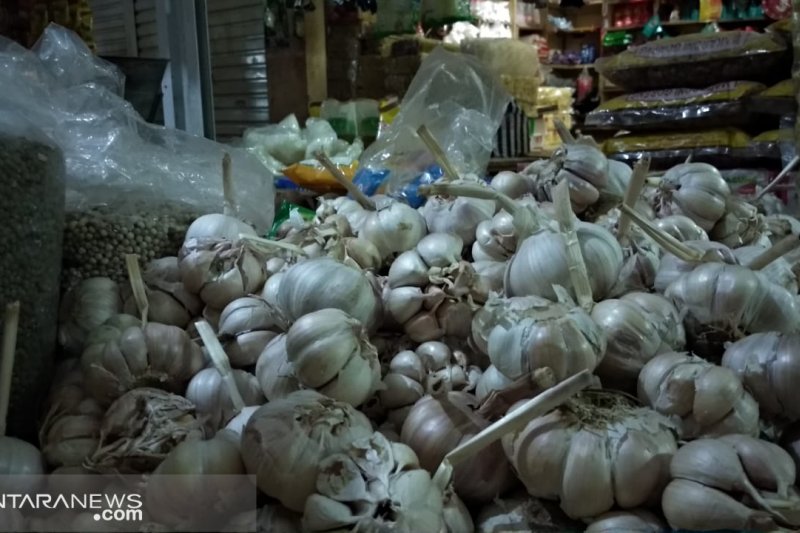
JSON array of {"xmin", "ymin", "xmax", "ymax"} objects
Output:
[
  {"xmin": 254, "ymin": 334, "xmax": 300, "ymax": 401},
  {"xmin": 604, "ymin": 159, "xmax": 632, "ymax": 198},
  {"xmin": 422, "ymin": 187, "xmax": 495, "ymax": 245},
  {"xmin": 653, "ymin": 239, "xmax": 737, "ymax": 293},
  {"xmin": 471, "ymin": 260, "xmax": 506, "ymax": 303},
  {"xmin": 722, "ymin": 332, "xmax": 800, "ymax": 422},
  {"xmin": 179, "ymin": 238, "xmax": 266, "ymax": 309},
  {"xmin": 529, "ymin": 143, "xmax": 609, "ymax": 213},
  {"xmin": 184, "ymin": 213, "xmax": 257, "ymax": 243},
  {"xmin": 472, "ymin": 211, "xmax": 517, "ymax": 263},
  {"xmin": 479, "ymin": 295, "xmax": 606, "ymax": 383},
  {"xmin": 218, "ymin": 296, "xmax": 285, "ymax": 367},
  {"xmin": 638, "ymin": 352, "xmax": 759, "ymax": 438},
  {"xmin": 502, "ymin": 394, "xmax": 678, "ymax": 519},
  {"xmin": 122, "ymin": 260, "xmax": 203, "ymax": 329},
  {"xmin": 475, "ymin": 364, "xmax": 514, "ymax": 403},
  {"xmin": 586, "ymin": 509, "xmax": 665, "ymax": 532},
  {"xmin": 666, "ymin": 263, "xmax": 800, "ymax": 358},
  {"xmin": 186, "ymin": 368, "xmax": 265, "ymax": 433},
  {"xmin": 82, "ymin": 323, "xmax": 205, "ymax": 406},
  {"xmin": 491, "ymin": 170, "xmax": 532, "ymax": 199},
  {"xmin": 710, "ymin": 196, "xmax": 764, "ymax": 248},
  {"xmin": 610, "ymin": 231, "xmax": 661, "ymax": 296},
  {"xmin": 285, "ymin": 309, "xmax": 381, "ymax": 407},
  {"xmin": 401, "ymin": 392, "xmax": 517, "ymax": 503},
  {"xmin": 656, "ymin": 162, "xmax": 731, "ymax": 231},
  {"xmin": 592, "ymin": 292, "xmax": 685, "ymax": 391},
  {"xmin": 475, "ymin": 494, "xmax": 581, "ymax": 533},
  {"xmin": 240, "ymin": 390, "xmax": 374, "ymax": 512},
  {"xmin": 505, "ymin": 223, "xmax": 623, "ymax": 302},
  {"xmin": 360, "ymin": 198, "xmax": 428, "ymax": 259},
  {"xmin": 58, "ymin": 277, "xmax": 122, "ymax": 356},
  {"xmin": 655, "ymin": 214, "xmax": 709, "ymax": 242},
  {"xmin": 733, "ymin": 244, "xmax": 798, "ymax": 294},
  {"xmin": 276, "ymin": 257, "xmax": 382, "ymax": 331}
]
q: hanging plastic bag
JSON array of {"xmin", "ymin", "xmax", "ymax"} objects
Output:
[
  {"xmin": 374, "ymin": 0, "xmax": 421, "ymax": 36},
  {"xmin": 420, "ymin": 0, "xmax": 472, "ymax": 28}
]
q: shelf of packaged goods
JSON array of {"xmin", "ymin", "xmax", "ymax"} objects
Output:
[
  {"xmin": 552, "ymin": 26, "xmax": 602, "ymax": 34},
  {"xmin": 544, "ymin": 63, "xmax": 596, "ymax": 70}
]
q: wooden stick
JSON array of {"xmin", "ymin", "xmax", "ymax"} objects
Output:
[
  {"xmin": 432, "ymin": 369, "xmax": 593, "ymax": 490},
  {"xmin": 315, "ymin": 152, "xmax": 376, "ymax": 210},
  {"xmin": 745, "ymin": 234, "xmax": 800, "ymax": 271},
  {"xmin": 239, "ymin": 234, "xmax": 308, "ymax": 257},
  {"xmin": 553, "ymin": 179, "xmax": 594, "ymax": 311},
  {"xmin": 416, "ymin": 125, "xmax": 461, "ymax": 181},
  {"xmin": 618, "ymin": 204, "xmax": 705, "ymax": 263},
  {"xmin": 617, "ymin": 158, "xmax": 650, "ymax": 244},
  {"xmin": 554, "ymin": 119, "xmax": 575, "ymax": 144},
  {"xmin": 195, "ymin": 320, "xmax": 246, "ymax": 412},
  {"xmin": 0, "ymin": 302, "xmax": 20, "ymax": 437},
  {"xmin": 222, "ymin": 152, "xmax": 235, "ymax": 217},
  {"xmin": 684, "ymin": 154, "xmax": 693, "ymax": 164},
  {"xmin": 125, "ymin": 254, "xmax": 149, "ymax": 326},
  {"xmin": 755, "ymin": 155, "xmax": 800, "ymax": 201}
]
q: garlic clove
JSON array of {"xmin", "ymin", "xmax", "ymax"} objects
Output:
[
  {"xmin": 437, "ymin": 300, "xmax": 473, "ymax": 338},
  {"xmin": 388, "ymin": 250, "xmax": 429, "ymax": 288},
  {"xmin": 225, "ymin": 330, "xmax": 279, "ymax": 368},
  {"xmin": 302, "ymin": 494, "xmax": 357, "ymax": 531},
  {"xmin": 261, "ymin": 272, "xmax": 283, "ymax": 307},
  {"xmin": 403, "ymin": 312, "xmax": 444, "ymax": 343},
  {"xmin": 342, "ymin": 237, "xmax": 382, "ymax": 271},
  {"xmin": 218, "ymin": 297, "xmax": 282, "ymax": 337},
  {"xmin": 692, "ymin": 365, "xmax": 742, "ymax": 426},
  {"xmin": 317, "ymin": 347, "xmax": 381, "ymax": 407},
  {"xmin": 415, "ymin": 341, "xmax": 451, "ymax": 371},
  {"xmin": 389, "ymin": 351, "xmax": 425, "ymax": 382},
  {"xmin": 586, "ymin": 509, "xmax": 665, "ymax": 533},
  {"xmin": 316, "ymin": 454, "xmax": 371, "ymax": 502},
  {"xmin": 255, "ymin": 334, "xmax": 301, "ymax": 401},
  {"xmin": 491, "ymin": 171, "xmax": 531, "ymax": 199},
  {"xmin": 385, "ymin": 287, "xmax": 426, "ymax": 325},
  {"xmin": 415, "ymin": 233, "xmax": 463, "ymax": 268},
  {"xmin": 611, "ymin": 428, "xmax": 665, "ymax": 508},
  {"xmin": 379, "ymin": 373, "xmax": 424, "ymax": 410},
  {"xmin": 717, "ymin": 434, "xmax": 796, "ymax": 497},
  {"xmin": 560, "ymin": 429, "xmax": 614, "ymax": 519}
]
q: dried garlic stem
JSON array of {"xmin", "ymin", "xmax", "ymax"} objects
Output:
[
  {"xmin": 477, "ymin": 367, "xmax": 556, "ymax": 420},
  {"xmin": 416, "ymin": 125, "xmax": 461, "ymax": 181},
  {"xmin": 617, "ymin": 158, "xmax": 650, "ymax": 244},
  {"xmin": 195, "ymin": 320, "xmax": 246, "ymax": 412},
  {"xmin": 645, "ymin": 177, "xmax": 662, "ymax": 187},
  {"xmin": 418, "ymin": 183, "xmax": 540, "ymax": 240},
  {"xmin": 239, "ymin": 234, "xmax": 308, "ymax": 256},
  {"xmin": 315, "ymin": 152, "xmax": 376, "ymax": 211},
  {"xmin": 432, "ymin": 369, "xmax": 593, "ymax": 491},
  {"xmin": 618, "ymin": 204, "xmax": 705, "ymax": 262},
  {"xmin": 222, "ymin": 152, "xmax": 235, "ymax": 217},
  {"xmin": 554, "ymin": 119, "xmax": 575, "ymax": 144},
  {"xmin": 756, "ymin": 155, "xmax": 800, "ymax": 201},
  {"xmin": 745, "ymin": 234, "xmax": 800, "ymax": 271},
  {"xmin": 685, "ymin": 154, "xmax": 693, "ymax": 164},
  {"xmin": 125, "ymin": 254, "xmax": 149, "ymax": 326},
  {"xmin": 0, "ymin": 302, "xmax": 19, "ymax": 437},
  {"xmin": 553, "ymin": 179, "xmax": 594, "ymax": 310}
]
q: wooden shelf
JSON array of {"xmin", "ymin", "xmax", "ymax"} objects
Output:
[
  {"xmin": 544, "ymin": 63, "xmax": 596, "ymax": 70},
  {"xmin": 552, "ymin": 26, "xmax": 602, "ymax": 34},
  {"xmin": 605, "ymin": 23, "xmax": 646, "ymax": 31},
  {"xmin": 661, "ymin": 17, "xmax": 768, "ymax": 27}
]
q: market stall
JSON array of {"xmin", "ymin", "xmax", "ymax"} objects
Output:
[{"xmin": 2, "ymin": 1, "xmax": 800, "ymax": 532}]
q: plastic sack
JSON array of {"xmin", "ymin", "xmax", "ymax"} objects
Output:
[
  {"xmin": 374, "ymin": 0, "xmax": 421, "ymax": 36},
  {"xmin": 0, "ymin": 108, "xmax": 65, "ymax": 442},
  {"xmin": 747, "ymin": 129, "xmax": 794, "ymax": 161},
  {"xmin": 595, "ymin": 31, "xmax": 789, "ymax": 91},
  {"xmin": 585, "ymin": 81, "xmax": 765, "ymax": 130},
  {"xmin": 242, "ymin": 115, "xmax": 308, "ymax": 174},
  {"xmin": 750, "ymin": 79, "xmax": 797, "ymax": 116},
  {"xmin": 357, "ymin": 46, "xmax": 511, "ymax": 199}
]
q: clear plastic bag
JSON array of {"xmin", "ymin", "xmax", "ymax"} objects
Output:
[
  {"xmin": 0, "ymin": 25, "xmax": 275, "ymax": 286},
  {"xmin": 0, "ymin": 108, "xmax": 65, "ymax": 442},
  {"xmin": 357, "ymin": 46, "xmax": 511, "ymax": 199}
]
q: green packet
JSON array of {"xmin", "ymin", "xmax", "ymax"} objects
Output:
[{"xmin": 268, "ymin": 201, "xmax": 315, "ymax": 238}]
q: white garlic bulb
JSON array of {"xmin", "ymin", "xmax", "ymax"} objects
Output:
[
  {"xmin": 472, "ymin": 210, "xmax": 518, "ymax": 262},
  {"xmin": 490, "ymin": 171, "xmax": 532, "ymax": 199},
  {"xmin": 710, "ymin": 196, "xmax": 764, "ymax": 248},
  {"xmin": 285, "ymin": 308, "xmax": 381, "ymax": 407},
  {"xmin": 586, "ymin": 509, "xmax": 665, "ymax": 532},
  {"xmin": 218, "ymin": 296, "xmax": 285, "ymax": 367},
  {"xmin": 505, "ymin": 223, "xmax": 623, "ymax": 302},
  {"xmin": 254, "ymin": 334, "xmax": 300, "ymax": 401},
  {"xmin": 610, "ymin": 230, "xmax": 661, "ymax": 296},
  {"xmin": 502, "ymin": 394, "xmax": 678, "ymax": 519},
  {"xmin": 359, "ymin": 197, "xmax": 428, "ymax": 259},
  {"xmin": 276, "ymin": 257, "xmax": 382, "ymax": 331},
  {"xmin": 122, "ymin": 257, "xmax": 203, "ymax": 328},
  {"xmin": 722, "ymin": 332, "xmax": 800, "ymax": 422},
  {"xmin": 653, "ymin": 239, "xmax": 737, "ymax": 293},
  {"xmin": 184, "ymin": 213, "xmax": 257, "ymax": 243},
  {"xmin": 422, "ymin": 182, "xmax": 495, "ymax": 245},
  {"xmin": 733, "ymin": 244, "xmax": 798, "ymax": 294},
  {"xmin": 656, "ymin": 162, "xmax": 731, "ymax": 231},
  {"xmin": 58, "ymin": 277, "xmax": 121, "ymax": 356},
  {"xmin": 638, "ymin": 352, "xmax": 759, "ymax": 438},
  {"xmin": 592, "ymin": 292, "xmax": 685, "ymax": 391},
  {"xmin": 186, "ymin": 367, "xmax": 265, "ymax": 433},
  {"xmin": 654, "ymin": 214, "xmax": 709, "ymax": 242},
  {"xmin": 666, "ymin": 263, "xmax": 800, "ymax": 358}
]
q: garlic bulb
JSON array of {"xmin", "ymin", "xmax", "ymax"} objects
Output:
[
  {"xmin": 422, "ymin": 181, "xmax": 495, "ymax": 245},
  {"xmin": 475, "ymin": 494, "xmax": 581, "ymax": 533},
  {"xmin": 357, "ymin": 197, "xmax": 428, "ymax": 259},
  {"xmin": 722, "ymin": 332, "xmax": 800, "ymax": 421},
  {"xmin": 240, "ymin": 390, "xmax": 374, "ymax": 512},
  {"xmin": 254, "ymin": 334, "xmax": 301, "ymax": 401},
  {"xmin": 502, "ymin": 392, "xmax": 678, "ymax": 519},
  {"xmin": 276, "ymin": 257, "xmax": 382, "ymax": 331},
  {"xmin": 85, "ymin": 387, "xmax": 203, "ymax": 474},
  {"xmin": 332, "ymin": 236, "xmax": 383, "ymax": 271},
  {"xmin": 218, "ymin": 296, "xmax": 285, "ymax": 367},
  {"xmin": 316, "ymin": 197, "xmax": 370, "ymax": 235},
  {"xmin": 666, "ymin": 263, "xmax": 800, "ymax": 358},
  {"xmin": 505, "ymin": 223, "xmax": 623, "ymax": 302},
  {"xmin": 591, "ymin": 292, "xmax": 685, "ymax": 391},
  {"xmin": 586, "ymin": 509, "xmax": 665, "ymax": 532},
  {"xmin": 261, "ymin": 270, "xmax": 283, "ymax": 307},
  {"xmin": 710, "ymin": 196, "xmax": 764, "ymax": 248},
  {"xmin": 146, "ymin": 431, "xmax": 247, "ymax": 528},
  {"xmin": 121, "ymin": 256, "xmax": 203, "ymax": 328},
  {"xmin": 186, "ymin": 368, "xmax": 265, "ymax": 433},
  {"xmin": 655, "ymin": 214, "xmax": 709, "ymax": 242},
  {"xmin": 39, "ymin": 360, "xmax": 103, "ymax": 468},
  {"xmin": 653, "ymin": 239, "xmax": 736, "ymax": 292},
  {"xmin": 529, "ymin": 142, "xmax": 609, "ymax": 214},
  {"xmin": 656, "ymin": 162, "xmax": 731, "ymax": 231},
  {"xmin": 604, "ymin": 159, "xmax": 633, "ymax": 198},
  {"xmin": 58, "ymin": 277, "xmax": 121, "ymax": 355},
  {"xmin": 475, "ymin": 294, "xmax": 605, "ymax": 382},
  {"xmin": 610, "ymin": 230, "xmax": 661, "ymax": 296},
  {"xmin": 733, "ymin": 244, "xmax": 798, "ymax": 293},
  {"xmin": 378, "ymin": 341, "xmax": 481, "ymax": 429},
  {"xmin": 491, "ymin": 170, "xmax": 532, "ymax": 199},
  {"xmin": 303, "ymin": 431, "xmax": 449, "ymax": 532},
  {"xmin": 184, "ymin": 213, "xmax": 257, "ymax": 243},
  {"xmin": 638, "ymin": 352, "xmax": 759, "ymax": 438},
  {"xmin": 662, "ymin": 436, "xmax": 797, "ymax": 530},
  {"xmin": 472, "ymin": 211, "xmax": 517, "ymax": 262},
  {"xmin": 179, "ymin": 238, "xmax": 266, "ymax": 309},
  {"xmin": 400, "ymin": 392, "xmax": 517, "ymax": 503},
  {"xmin": 0, "ymin": 437, "xmax": 45, "ymax": 495},
  {"xmin": 82, "ymin": 322, "xmax": 205, "ymax": 406},
  {"xmin": 285, "ymin": 308, "xmax": 381, "ymax": 407}
]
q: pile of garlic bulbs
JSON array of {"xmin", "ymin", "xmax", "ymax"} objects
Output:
[{"xmin": 19, "ymin": 141, "xmax": 800, "ymax": 533}]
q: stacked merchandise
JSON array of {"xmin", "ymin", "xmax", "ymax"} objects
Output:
[
  {"xmin": 530, "ymin": 86, "xmax": 575, "ymax": 153},
  {"xmin": 590, "ymin": 25, "xmax": 797, "ymax": 206}
]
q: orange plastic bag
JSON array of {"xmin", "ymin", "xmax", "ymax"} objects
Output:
[{"xmin": 282, "ymin": 162, "xmax": 358, "ymax": 194}]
